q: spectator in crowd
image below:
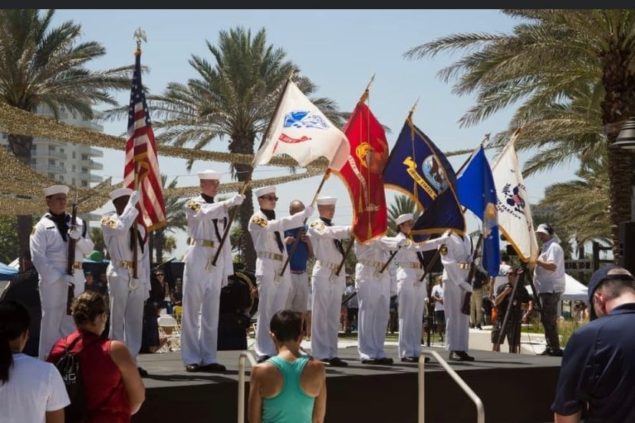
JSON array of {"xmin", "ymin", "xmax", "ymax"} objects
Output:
[
  {"xmin": 493, "ymin": 253, "xmax": 512, "ymax": 294},
  {"xmin": 531, "ymin": 223, "xmax": 566, "ymax": 357},
  {"xmin": 84, "ymin": 271, "xmax": 96, "ymax": 292},
  {"xmin": 431, "ymin": 276, "xmax": 446, "ymax": 342},
  {"xmin": 552, "ymin": 266, "xmax": 635, "ymax": 423},
  {"xmin": 573, "ymin": 301, "xmax": 588, "ymax": 323},
  {"xmin": 151, "ymin": 269, "xmax": 176, "ymax": 315},
  {"xmin": 491, "ymin": 267, "xmax": 532, "ymax": 353},
  {"xmin": 47, "ymin": 291, "xmax": 145, "ymax": 421},
  {"xmin": 344, "ymin": 278, "xmax": 358, "ymax": 334},
  {"xmin": 284, "ymin": 200, "xmax": 313, "ymax": 326},
  {"xmin": 248, "ymin": 310, "xmax": 326, "ymax": 423},
  {"xmin": 0, "ymin": 300, "xmax": 69, "ymax": 423},
  {"xmin": 0, "ymin": 251, "xmax": 41, "ymax": 357},
  {"xmin": 470, "ymin": 264, "xmax": 489, "ymax": 329}
]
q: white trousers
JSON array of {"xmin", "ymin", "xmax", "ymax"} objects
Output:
[
  {"xmin": 310, "ymin": 273, "xmax": 345, "ymax": 360},
  {"xmin": 356, "ymin": 275, "xmax": 390, "ymax": 360},
  {"xmin": 397, "ymin": 277, "xmax": 426, "ymax": 358},
  {"xmin": 181, "ymin": 247, "xmax": 223, "ymax": 366},
  {"xmin": 444, "ymin": 277, "xmax": 470, "ymax": 352},
  {"xmin": 286, "ymin": 272, "xmax": 310, "ymax": 313},
  {"xmin": 39, "ymin": 277, "xmax": 85, "ymax": 359},
  {"xmin": 107, "ymin": 267, "xmax": 145, "ymax": 360},
  {"xmin": 255, "ymin": 267, "xmax": 290, "ymax": 357}
]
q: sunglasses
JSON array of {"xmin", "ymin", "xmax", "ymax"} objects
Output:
[{"xmin": 261, "ymin": 195, "xmax": 278, "ymax": 201}]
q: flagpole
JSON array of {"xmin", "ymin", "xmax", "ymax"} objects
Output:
[
  {"xmin": 211, "ymin": 71, "xmax": 295, "ymax": 267},
  {"xmin": 130, "ymin": 29, "xmax": 146, "ymax": 280}
]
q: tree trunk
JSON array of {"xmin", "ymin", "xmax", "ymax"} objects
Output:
[
  {"xmin": 600, "ymin": 42, "xmax": 635, "ymax": 263},
  {"xmin": 8, "ymin": 134, "xmax": 34, "ymax": 258},
  {"xmin": 230, "ymin": 134, "xmax": 256, "ymax": 273}
]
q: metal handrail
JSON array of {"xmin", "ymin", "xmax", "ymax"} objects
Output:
[
  {"xmin": 238, "ymin": 351, "xmax": 257, "ymax": 423},
  {"xmin": 418, "ymin": 351, "xmax": 485, "ymax": 423}
]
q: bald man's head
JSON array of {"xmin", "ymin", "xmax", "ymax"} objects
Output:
[{"xmin": 289, "ymin": 200, "xmax": 305, "ymax": 215}]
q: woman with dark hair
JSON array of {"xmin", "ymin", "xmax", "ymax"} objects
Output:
[
  {"xmin": 47, "ymin": 292, "xmax": 145, "ymax": 422},
  {"xmin": 0, "ymin": 300, "xmax": 69, "ymax": 422}
]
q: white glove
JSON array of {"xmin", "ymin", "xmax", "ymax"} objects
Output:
[
  {"xmin": 67, "ymin": 227, "xmax": 81, "ymax": 240},
  {"xmin": 231, "ymin": 193, "xmax": 245, "ymax": 206},
  {"xmin": 460, "ymin": 281, "xmax": 473, "ymax": 293},
  {"xmin": 128, "ymin": 190, "xmax": 140, "ymax": 207},
  {"xmin": 129, "ymin": 278, "xmax": 140, "ymax": 290},
  {"xmin": 303, "ymin": 205, "xmax": 314, "ymax": 218}
]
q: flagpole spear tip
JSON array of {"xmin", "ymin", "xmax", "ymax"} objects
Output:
[
  {"xmin": 133, "ymin": 28, "xmax": 147, "ymax": 55},
  {"xmin": 408, "ymin": 97, "xmax": 420, "ymax": 120},
  {"xmin": 358, "ymin": 74, "xmax": 376, "ymax": 104}
]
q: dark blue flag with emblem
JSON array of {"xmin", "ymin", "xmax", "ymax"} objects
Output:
[
  {"xmin": 383, "ymin": 118, "xmax": 465, "ymax": 240},
  {"xmin": 456, "ymin": 145, "xmax": 500, "ymax": 277}
]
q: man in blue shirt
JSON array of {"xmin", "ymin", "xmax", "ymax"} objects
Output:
[
  {"xmin": 552, "ymin": 265, "xmax": 635, "ymax": 423},
  {"xmin": 284, "ymin": 200, "xmax": 313, "ymax": 331}
]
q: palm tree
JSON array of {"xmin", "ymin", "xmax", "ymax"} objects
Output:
[
  {"xmin": 149, "ymin": 27, "xmax": 345, "ymax": 270},
  {"xmin": 150, "ymin": 176, "xmax": 186, "ymax": 264},
  {"xmin": 405, "ymin": 9, "xmax": 635, "ymax": 261},
  {"xmin": 540, "ymin": 156, "xmax": 611, "ymax": 246},
  {"xmin": 0, "ymin": 9, "xmax": 131, "ymax": 254}
]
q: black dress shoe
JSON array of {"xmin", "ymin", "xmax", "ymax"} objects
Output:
[
  {"xmin": 538, "ymin": 348, "xmax": 552, "ymax": 356},
  {"xmin": 328, "ymin": 357, "xmax": 348, "ymax": 367},
  {"xmin": 138, "ymin": 367, "xmax": 149, "ymax": 377},
  {"xmin": 185, "ymin": 364, "xmax": 201, "ymax": 372},
  {"xmin": 200, "ymin": 363, "xmax": 226, "ymax": 372},
  {"xmin": 450, "ymin": 351, "xmax": 475, "ymax": 361},
  {"xmin": 361, "ymin": 358, "xmax": 381, "ymax": 364},
  {"xmin": 549, "ymin": 348, "xmax": 564, "ymax": 357},
  {"xmin": 400, "ymin": 356, "xmax": 418, "ymax": 363},
  {"xmin": 377, "ymin": 357, "xmax": 394, "ymax": 365},
  {"xmin": 256, "ymin": 355, "xmax": 271, "ymax": 364}
]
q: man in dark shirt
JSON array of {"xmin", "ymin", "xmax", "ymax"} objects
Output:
[
  {"xmin": 470, "ymin": 265, "xmax": 489, "ymax": 329},
  {"xmin": 552, "ymin": 265, "xmax": 635, "ymax": 423},
  {"xmin": 492, "ymin": 267, "xmax": 531, "ymax": 353}
]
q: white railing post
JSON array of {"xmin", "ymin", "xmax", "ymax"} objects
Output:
[
  {"xmin": 238, "ymin": 351, "xmax": 256, "ymax": 423},
  {"xmin": 419, "ymin": 351, "xmax": 485, "ymax": 423}
]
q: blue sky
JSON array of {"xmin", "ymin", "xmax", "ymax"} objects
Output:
[{"xmin": 51, "ymin": 10, "xmax": 579, "ymax": 259}]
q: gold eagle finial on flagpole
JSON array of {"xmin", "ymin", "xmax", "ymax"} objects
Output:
[{"xmin": 133, "ymin": 28, "xmax": 147, "ymax": 55}]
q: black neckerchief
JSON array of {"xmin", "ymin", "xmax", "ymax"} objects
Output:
[
  {"xmin": 262, "ymin": 209, "xmax": 283, "ymax": 252},
  {"xmin": 201, "ymin": 193, "xmax": 225, "ymax": 242},
  {"xmin": 45, "ymin": 211, "xmax": 69, "ymax": 242},
  {"xmin": 321, "ymin": 216, "xmax": 345, "ymax": 257},
  {"xmin": 128, "ymin": 224, "xmax": 144, "ymax": 254}
]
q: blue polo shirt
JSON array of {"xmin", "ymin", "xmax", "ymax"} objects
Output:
[
  {"xmin": 284, "ymin": 226, "xmax": 309, "ymax": 272},
  {"xmin": 552, "ymin": 303, "xmax": 635, "ymax": 423}
]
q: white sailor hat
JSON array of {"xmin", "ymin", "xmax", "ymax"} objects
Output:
[
  {"xmin": 254, "ymin": 186, "xmax": 276, "ymax": 198},
  {"xmin": 316, "ymin": 196, "xmax": 337, "ymax": 206},
  {"xmin": 109, "ymin": 187, "xmax": 134, "ymax": 201},
  {"xmin": 197, "ymin": 169, "xmax": 221, "ymax": 180},
  {"xmin": 43, "ymin": 185, "xmax": 69, "ymax": 197},
  {"xmin": 535, "ymin": 223, "xmax": 553, "ymax": 235},
  {"xmin": 395, "ymin": 213, "xmax": 414, "ymax": 226}
]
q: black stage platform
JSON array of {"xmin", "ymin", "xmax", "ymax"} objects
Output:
[{"xmin": 134, "ymin": 345, "xmax": 561, "ymax": 423}]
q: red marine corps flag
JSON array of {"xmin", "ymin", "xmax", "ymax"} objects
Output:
[
  {"xmin": 123, "ymin": 42, "xmax": 166, "ymax": 232},
  {"xmin": 334, "ymin": 84, "xmax": 388, "ymax": 242}
]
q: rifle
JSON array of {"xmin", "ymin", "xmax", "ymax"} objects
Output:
[
  {"xmin": 66, "ymin": 197, "xmax": 78, "ymax": 315},
  {"xmin": 461, "ymin": 234, "xmax": 484, "ymax": 315}
]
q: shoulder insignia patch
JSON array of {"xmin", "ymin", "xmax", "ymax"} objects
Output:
[
  {"xmin": 101, "ymin": 215, "xmax": 118, "ymax": 229},
  {"xmin": 439, "ymin": 244, "xmax": 448, "ymax": 256},
  {"xmin": 186, "ymin": 199, "xmax": 201, "ymax": 212},
  {"xmin": 309, "ymin": 220, "xmax": 326, "ymax": 233},
  {"xmin": 251, "ymin": 216, "xmax": 268, "ymax": 228}
]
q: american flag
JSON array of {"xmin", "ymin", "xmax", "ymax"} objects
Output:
[{"xmin": 123, "ymin": 52, "xmax": 166, "ymax": 232}]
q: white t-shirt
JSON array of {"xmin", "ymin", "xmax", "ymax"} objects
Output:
[
  {"xmin": 0, "ymin": 353, "xmax": 70, "ymax": 423},
  {"xmin": 431, "ymin": 284, "xmax": 445, "ymax": 311},
  {"xmin": 534, "ymin": 238, "xmax": 566, "ymax": 294}
]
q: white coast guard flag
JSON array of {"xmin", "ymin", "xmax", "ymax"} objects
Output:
[
  {"xmin": 254, "ymin": 80, "xmax": 349, "ymax": 170},
  {"xmin": 491, "ymin": 137, "xmax": 539, "ymax": 262}
]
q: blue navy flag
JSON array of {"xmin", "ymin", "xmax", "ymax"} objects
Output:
[
  {"xmin": 456, "ymin": 145, "xmax": 500, "ymax": 277},
  {"xmin": 383, "ymin": 118, "xmax": 465, "ymax": 239}
]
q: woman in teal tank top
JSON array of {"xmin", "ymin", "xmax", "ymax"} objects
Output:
[{"xmin": 249, "ymin": 310, "xmax": 326, "ymax": 423}]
